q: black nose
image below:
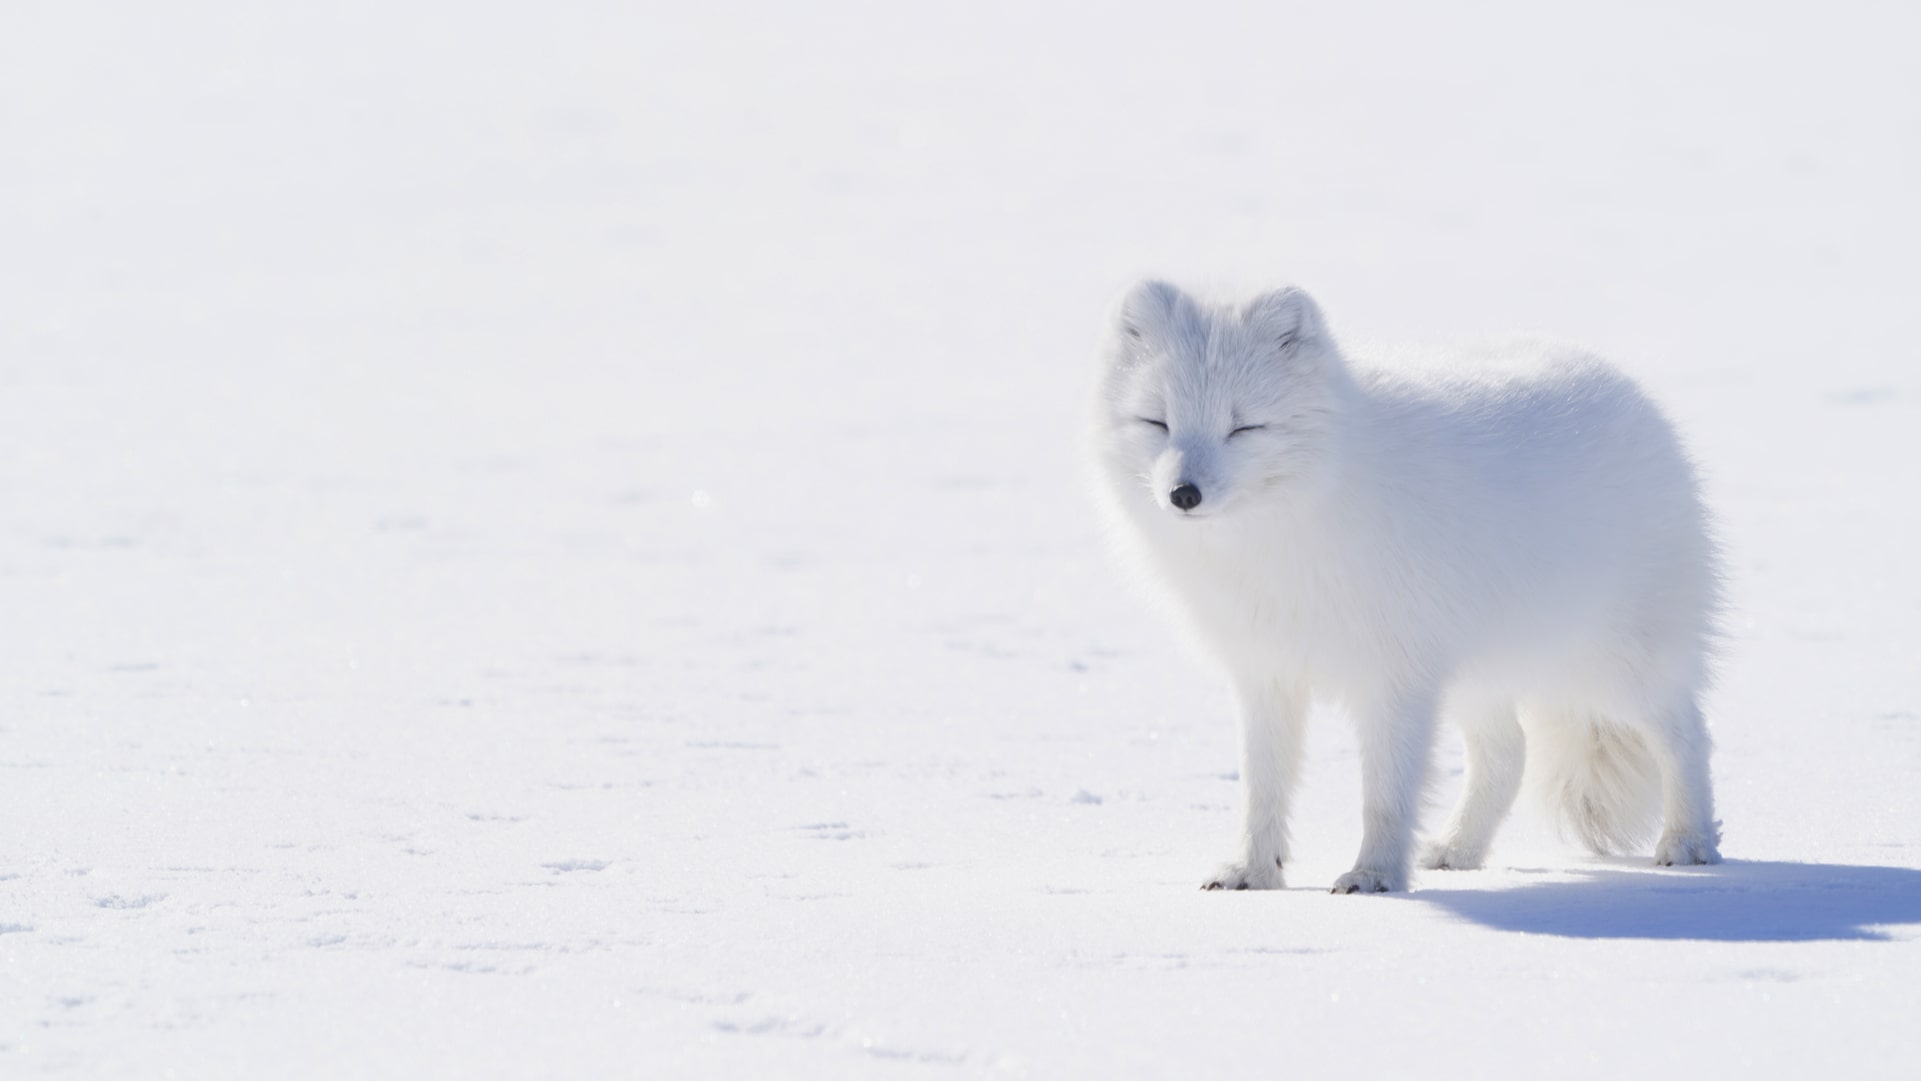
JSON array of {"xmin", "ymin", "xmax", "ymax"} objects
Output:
[{"xmin": 1170, "ymin": 484, "xmax": 1202, "ymax": 510}]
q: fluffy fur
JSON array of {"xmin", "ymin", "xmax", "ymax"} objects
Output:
[{"xmin": 1091, "ymin": 280, "xmax": 1724, "ymax": 893}]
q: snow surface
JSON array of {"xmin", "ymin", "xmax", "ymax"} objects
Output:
[{"xmin": 5, "ymin": 2, "xmax": 1921, "ymax": 1077}]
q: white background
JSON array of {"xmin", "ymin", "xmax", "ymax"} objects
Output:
[{"xmin": 4, "ymin": 2, "xmax": 1919, "ymax": 1076}]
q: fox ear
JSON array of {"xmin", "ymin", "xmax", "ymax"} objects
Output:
[
  {"xmin": 1242, "ymin": 286, "xmax": 1326, "ymax": 353},
  {"xmin": 1117, "ymin": 279, "xmax": 1187, "ymax": 341}
]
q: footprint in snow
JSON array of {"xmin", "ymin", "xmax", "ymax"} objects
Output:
[
  {"xmin": 94, "ymin": 894, "xmax": 166, "ymax": 910},
  {"xmin": 794, "ymin": 822, "xmax": 864, "ymax": 840}
]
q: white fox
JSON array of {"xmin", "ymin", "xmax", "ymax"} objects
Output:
[{"xmin": 1092, "ymin": 281, "xmax": 1724, "ymax": 893}]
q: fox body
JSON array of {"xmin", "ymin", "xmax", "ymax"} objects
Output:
[{"xmin": 1092, "ymin": 281, "xmax": 1723, "ymax": 893}]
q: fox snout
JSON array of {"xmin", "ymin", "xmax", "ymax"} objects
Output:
[{"xmin": 1153, "ymin": 445, "xmax": 1216, "ymax": 516}]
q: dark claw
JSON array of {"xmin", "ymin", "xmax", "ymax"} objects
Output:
[
  {"xmin": 1202, "ymin": 881, "xmax": 1222, "ymax": 891},
  {"xmin": 1234, "ymin": 882, "xmax": 1249, "ymax": 891}
]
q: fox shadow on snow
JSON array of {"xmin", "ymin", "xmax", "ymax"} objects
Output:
[{"xmin": 1410, "ymin": 860, "xmax": 1921, "ymax": 941}]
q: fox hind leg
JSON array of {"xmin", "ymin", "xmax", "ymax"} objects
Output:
[
  {"xmin": 1645, "ymin": 695, "xmax": 1722, "ymax": 866},
  {"xmin": 1420, "ymin": 700, "xmax": 1525, "ymax": 871}
]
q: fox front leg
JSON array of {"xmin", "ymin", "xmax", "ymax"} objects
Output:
[
  {"xmin": 1203, "ymin": 678, "xmax": 1306, "ymax": 891},
  {"xmin": 1333, "ymin": 690, "xmax": 1439, "ymax": 894}
]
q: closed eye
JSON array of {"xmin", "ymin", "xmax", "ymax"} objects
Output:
[
  {"xmin": 1229, "ymin": 424, "xmax": 1266, "ymax": 437},
  {"xmin": 1137, "ymin": 417, "xmax": 1168, "ymax": 431}
]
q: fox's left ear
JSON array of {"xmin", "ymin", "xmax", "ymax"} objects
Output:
[{"xmin": 1242, "ymin": 287, "xmax": 1326, "ymax": 354}]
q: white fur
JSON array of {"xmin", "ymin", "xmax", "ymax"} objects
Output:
[{"xmin": 1091, "ymin": 280, "xmax": 1724, "ymax": 893}]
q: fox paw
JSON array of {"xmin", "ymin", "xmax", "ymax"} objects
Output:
[
  {"xmin": 1202, "ymin": 857, "xmax": 1284, "ymax": 891},
  {"xmin": 1418, "ymin": 838, "xmax": 1487, "ymax": 871},
  {"xmin": 1654, "ymin": 830, "xmax": 1722, "ymax": 866},
  {"xmin": 1331, "ymin": 868, "xmax": 1404, "ymax": 894}
]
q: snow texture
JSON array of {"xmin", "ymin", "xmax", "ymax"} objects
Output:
[{"xmin": 3, "ymin": 2, "xmax": 1920, "ymax": 1077}]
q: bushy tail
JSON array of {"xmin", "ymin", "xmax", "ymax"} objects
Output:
[{"xmin": 1525, "ymin": 711, "xmax": 1661, "ymax": 855}]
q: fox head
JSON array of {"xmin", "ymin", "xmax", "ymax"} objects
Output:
[{"xmin": 1095, "ymin": 280, "xmax": 1347, "ymax": 521}]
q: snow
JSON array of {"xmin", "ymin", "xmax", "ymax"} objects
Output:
[{"xmin": 4, "ymin": 1, "xmax": 1920, "ymax": 1076}]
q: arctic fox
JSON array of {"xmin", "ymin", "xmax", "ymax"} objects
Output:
[{"xmin": 1092, "ymin": 280, "xmax": 1723, "ymax": 893}]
